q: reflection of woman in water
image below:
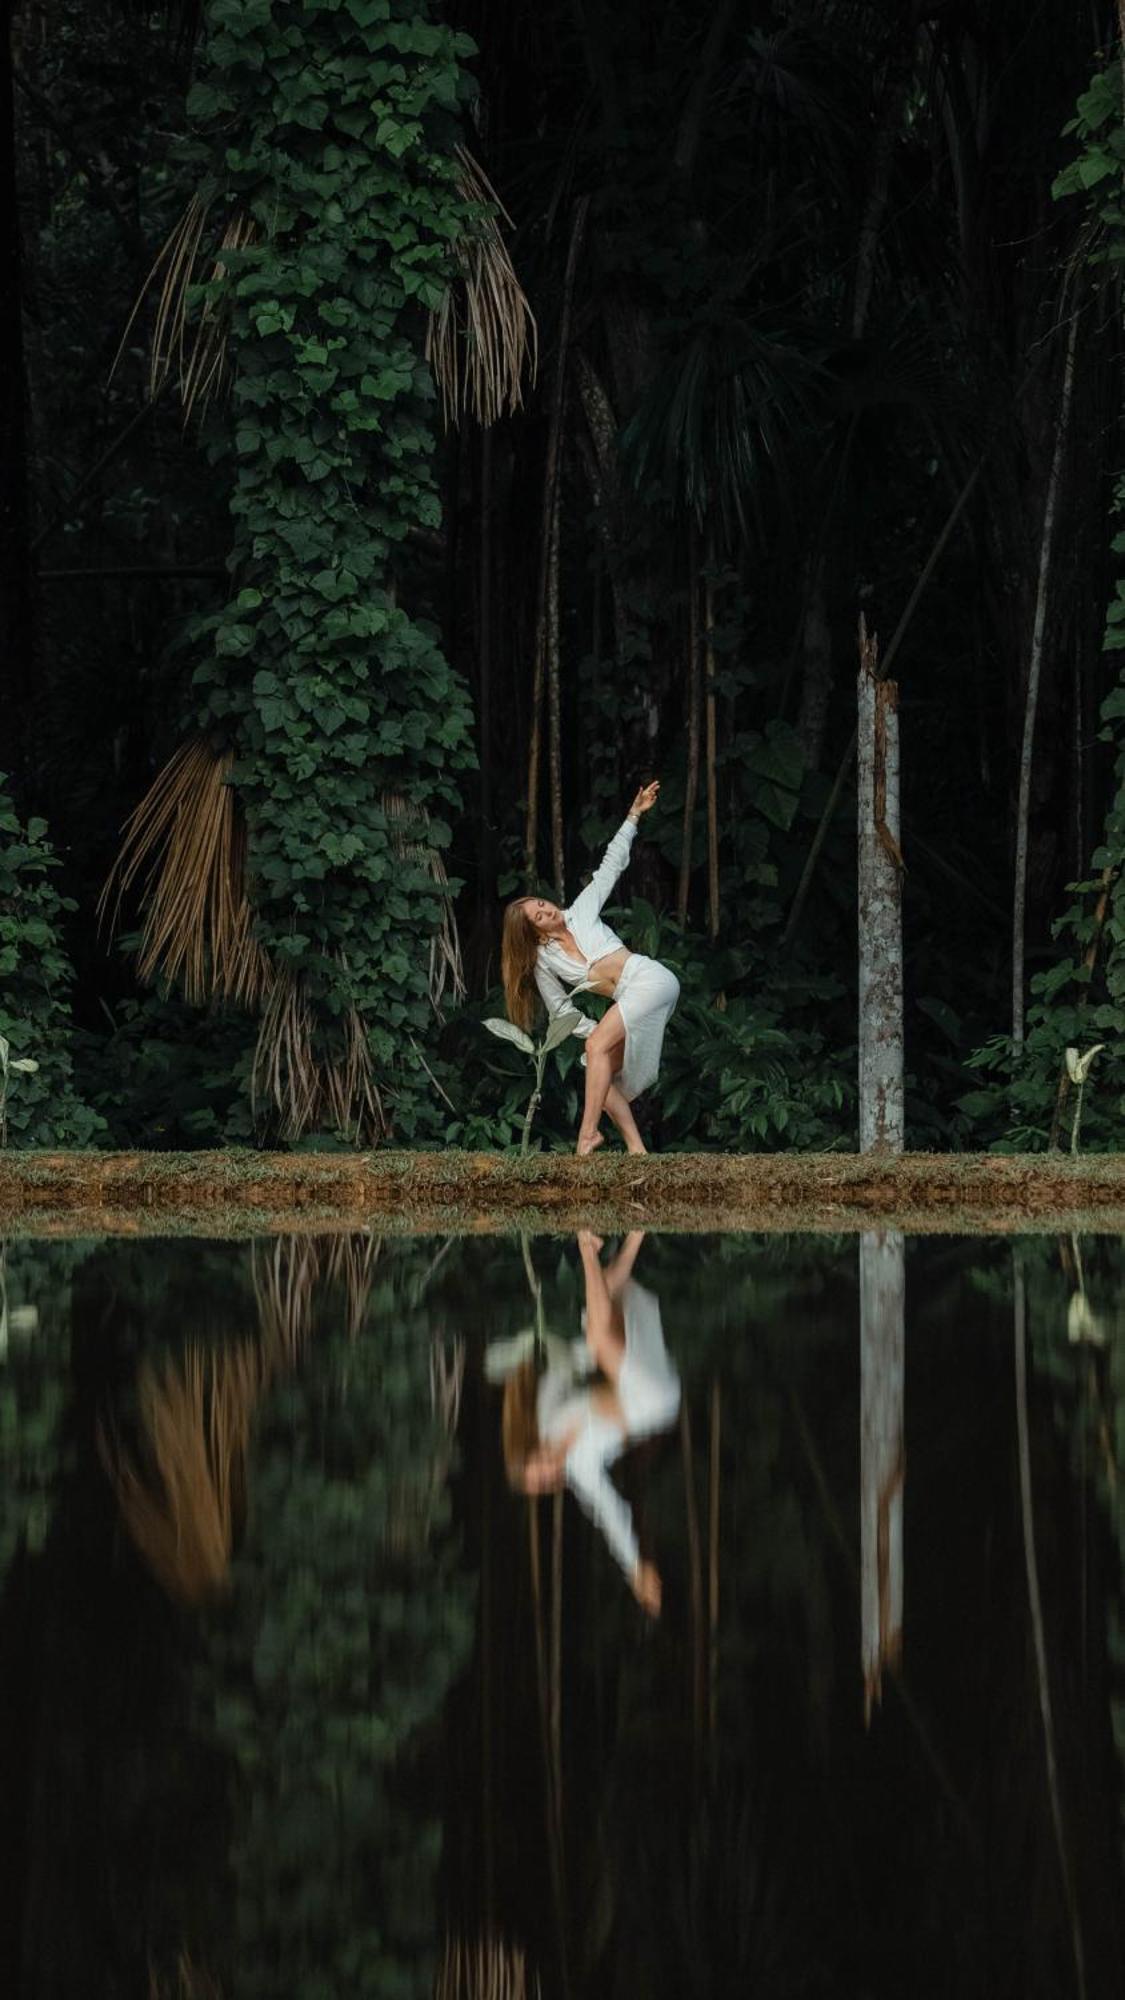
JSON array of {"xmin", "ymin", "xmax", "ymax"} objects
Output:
[
  {"xmin": 499, "ymin": 1231, "xmax": 680, "ymax": 1615},
  {"xmin": 500, "ymin": 782, "xmax": 680, "ymax": 1155}
]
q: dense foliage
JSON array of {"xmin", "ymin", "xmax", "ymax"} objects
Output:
[{"xmin": 7, "ymin": 1, "xmax": 1125, "ymax": 1149}]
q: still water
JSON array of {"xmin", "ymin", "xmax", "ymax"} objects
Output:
[{"xmin": 1, "ymin": 1227, "xmax": 1123, "ymax": 1999}]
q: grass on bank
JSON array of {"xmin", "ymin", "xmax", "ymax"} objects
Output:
[{"xmin": 2, "ymin": 1147, "xmax": 1125, "ymax": 1237}]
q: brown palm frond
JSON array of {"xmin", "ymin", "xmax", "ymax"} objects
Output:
[
  {"xmin": 99, "ymin": 737, "xmax": 272, "ymax": 1008},
  {"xmin": 252, "ymin": 966, "xmax": 388, "ymax": 1144},
  {"xmin": 435, "ymin": 1932, "xmax": 540, "ymax": 2000},
  {"xmin": 383, "ymin": 789, "xmax": 465, "ymax": 1014},
  {"xmin": 112, "ymin": 192, "xmax": 258, "ymax": 422},
  {"xmin": 100, "ymin": 1341, "xmax": 264, "ymax": 1606},
  {"xmin": 426, "ymin": 146, "xmax": 537, "ymax": 427}
]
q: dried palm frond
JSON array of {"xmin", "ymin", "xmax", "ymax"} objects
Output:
[
  {"xmin": 113, "ymin": 191, "xmax": 258, "ymax": 423},
  {"xmin": 252, "ymin": 966, "xmax": 387, "ymax": 1144},
  {"xmin": 100, "ymin": 1341, "xmax": 263, "ymax": 1606},
  {"xmin": 383, "ymin": 790, "xmax": 465, "ymax": 1014},
  {"xmin": 99, "ymin": 737, "xmax": 272, "ymax": 1008},
  {"xmin": 426, "ymin": 145, "xmax": 537, "ymax": 427},
  {"xmin": 435, "ymin": 1933, "xmax": 540, "ymax": 2000}
]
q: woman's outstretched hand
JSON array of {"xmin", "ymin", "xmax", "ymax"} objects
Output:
[{"xmin": 628, "ymin": 780, "xmax": 660, "ymax": 821}]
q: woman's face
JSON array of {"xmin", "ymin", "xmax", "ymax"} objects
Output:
[{"xmin": 522, "ymin": 896, "xmax": 563, "ymax": 934}]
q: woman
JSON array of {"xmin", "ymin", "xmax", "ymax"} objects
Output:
[
  {"xmin": 497, "ymin": 1231, "xmax": 680, "ymax": 1616},
  {"xmin": 501, "ymin": 781, "xmax": 680, "ymax": 1155}
]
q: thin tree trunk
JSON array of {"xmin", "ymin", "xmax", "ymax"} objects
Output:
[
  {"xmin": 677, "ymin": 528, "xmax": 702, "ymax": 923},
  {"xmin": 704, "ymin": 547, "xmax": 720, "ymax": 941},
  {"xmin": 849, "ymin": 22, "xmax": 915, "ymax": 340},
  {"xmin": 1013, "ymin": 305, "xmax": 1079, "ymax": 1046},
  {"xmin": 795, "ymin": 557, "xmax": 833, "ymax": 770},
  {"xmin": 782, "ymin": 458, "xmax": 982, "ymax": 948},
  {"xmin": 1, "ymin": 0, "xmax": 36, "ymax": 803},
  {"xmin": 546, "ymin": 488, "xmax": 565, "ymax": 900},
  {"xmin": 860, "ymin": 1228, "xmax": 904, "ymax": 1723},
  {"xmin": 524, "ymin": 197, "xmax": 588, "ymax": 884},
  {"xmin": 1013, "ymin": 1262, "xmax": 1087, "ymax": 2000},
  {"xmin": 478, "ymin": 426, "xmax": 495, "ymax": 921},
  {"xmin": 857, "ymin": 618, "xmax": 904, "ymax": 1151}
]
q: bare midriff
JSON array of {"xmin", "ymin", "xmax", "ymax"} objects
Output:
[{"xmin": 558, "ymin": 937, "xmax": 631, "ymax": 998}]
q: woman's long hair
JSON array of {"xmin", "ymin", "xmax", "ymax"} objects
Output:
[
  {"xmin": 501, "ymin": 1359, "xmax": 539, "ymax": 1485},
  {"xmin": 501, "ymin": 900, "xmax": 539, "ymax": 1032}
]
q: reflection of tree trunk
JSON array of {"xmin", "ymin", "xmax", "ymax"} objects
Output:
[
  {"xmin": 707, "ymin": 1378, "xmax": 721, "ymax": 1750},
  {"xmin": 677, "ymin": 530, "xmax": 702, "ymax": 923},
  {"xmin": 1013, "ymin": 302, "xmax": 1079, "ymax": 1045},
  {"xmin": 680, "ymin": 1402, "xmax": 706, "ymax": 1760},
  {"xmin": 528, "ymin": 1495, "xmax": 570, "ymax": 1997},
  {"xmin": 1013, "ymin": 1262, "xmax": 1087, "ymax": 1999},
  {"xmin": 860, "ymin": 1227, "xmax": 904, "ymax": 1724},
  {"xmin": 857, "ymin": 619, "xmax": 904, "ymax": 1151}
]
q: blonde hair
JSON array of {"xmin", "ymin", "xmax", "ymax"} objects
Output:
[
  {"xmin": 501, "ymin": 899, "xmax": 540, "ymax": 1033},
  {"xmin": 501, "ymin": 1360, "xmax": 540, "ymax": 1486}
]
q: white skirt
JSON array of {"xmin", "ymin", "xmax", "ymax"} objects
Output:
[{"xmin": 606, "ymin": 953, "xmax": 680, "ymax": 1102}]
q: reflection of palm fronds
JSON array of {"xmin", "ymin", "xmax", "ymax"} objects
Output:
[
  {"xmin": 436, "ymin": 1934, "xmax": 539, "ymax": 2000},
  {"xmin": 252, "ymin": 1232, "xmax": 381, "ymax": 1357},
  {"xmin": 114, "ymin": 191, "xmax": 257, "ymax": 421},
  {"xmin": 252, "ymin": 968, "xmax": 387, "ymax": 1143},
  {"xmin": 383, "ymin": 790, "xmax": 465, "ymax": 1014},
  {"xmin": 149, "ymin": 1948, "xmax": 223, "ymax": 1999},
  {"xmin": 100, "ymin": 1342, "xmax": 263, "ymax": 1606},
  {"xmin": 431, "ymin": 1332, "xmax": 466, "ymax": 1436},
  {"xmin": 99, "ymin": 737, "xmax": 271, "ymax": 1008},
  {"xmin": 426, "ymin": 146, "xmax": 537, "ymax": 427}
]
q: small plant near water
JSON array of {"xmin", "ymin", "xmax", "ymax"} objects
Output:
[
  {"xmin": 1064, "ymin": 1043, "xmax": 1106, "ymax": 1155},
  {"xmin": 0, "ymin": 1035, "xmax": 40, "ymax": 1149},
  {"xmin": 483, "ymin": 1008, "xmax": 582, "ymax": 1154}
]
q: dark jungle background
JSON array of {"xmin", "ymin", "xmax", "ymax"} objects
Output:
[{"xmin": 4, "ymin": 0, "xmax": 1125, "ymax": 1154}]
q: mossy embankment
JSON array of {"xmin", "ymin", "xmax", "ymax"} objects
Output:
[{"xmin": 1, "ymin": 1148, "xmax": 1125, "ymax": 1238}]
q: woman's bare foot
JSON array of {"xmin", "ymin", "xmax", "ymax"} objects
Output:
[
  {"xmin": 576, "ymin": 1130, "xmax": 604, "ymax": 1157},
  {"xmin": 624, "ymin": 1136, "xmax": 648, "ymax": 1155}
]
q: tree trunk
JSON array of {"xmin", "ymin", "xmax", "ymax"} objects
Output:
[
  {"xmin": 1012, "ymin": 304, "xmax": 1080, "ymax": 1045},
  {"xmin": 1, "ymin": 0, "xmax": 36, "ymax": 804},
  {"xmin": 524, "ymin": 196, "xmax": 588, "ymax": 884},
  {"xmin": 704, "ymin": 548, "xmax": 720, "ymax": 941},
  {"xmin": 857, "ymin": 618, "xmax": 904, "ymax": 1151},
  {"xmin": 860, "ymin": 1227, "xmax": 904, "ymax": 1724},
  {"xmin": 546, "ymin": 487, "xmax": 565, "ymax": 901},
  {"xmin": 677, "ymin": 528, "xmax": 702, "ymax": 923},
  {"xmin": 795, "ymin": 558, "xmax": 833, "ymax": 770}
]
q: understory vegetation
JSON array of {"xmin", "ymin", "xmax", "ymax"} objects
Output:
[{"xmin": 4, "ymin": 1, "xmax": 1125, "ymax": 1152}]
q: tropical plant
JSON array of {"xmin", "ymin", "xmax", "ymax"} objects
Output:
[{"xmin": 482, "ymin": 1005, "xmax": 582, "ymax": 1154}]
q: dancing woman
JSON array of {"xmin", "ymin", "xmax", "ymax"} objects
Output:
[
  {"xmin": 501, "ymin": 782, "xmax": 680, "ymax": 1155},
  {"xmin": 496, "ymin": 1231, "xmax": 680, "ymax": 1615}
]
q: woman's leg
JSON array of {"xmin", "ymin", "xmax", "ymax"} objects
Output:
[
  {"xmin": 577, "ymin": 1229, "xmax": 625, "ymax": 1375},
  {"xmin": 604, "ymin": 1083, "xmax": 646, "ymax": 1155},
  {"xmin": 577, "ymin": 1005, "xmax": 625, "ymax": 1155}
]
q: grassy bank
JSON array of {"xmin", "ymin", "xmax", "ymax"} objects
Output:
[{"xmin": 1, "ymin": 1148, "xmax": 1125, "ymax": 1237}]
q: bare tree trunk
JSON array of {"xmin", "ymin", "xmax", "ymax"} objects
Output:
[
  {"xmin": 1013, "ymin": 1261, "xmax": 1087, "ymax": 1999},
  {"xmin": 1, "ymin": 0, "xmax": 36, "ymax": 804},
  {"xmin": 857, "ymin": 618, "xmax": 904, "ymax": 1151},
  {"xmin": 707, "ymin": 1378, "xmax": 721, "ymax": 1749},
  {"xmin": 477, "ymin": 427, "xmax": 494, "ymax": 923},
  {"xmin": 677, "ymin": 529, "xmax": 702, "ymax": 923},
  {"xmin": 546, "ymin": 489, "xmax": 565, "ymax": 901},
  {"xmin": 524, "ymin": 197, "xmax": 588, "ymax": 883},
  {"xmin": 849, "ymin": 21, "xmax": 916, "ymax": 340},
  {"xmin": 1013, "ymin": 305, "xmax": 1079, "ymax": 1045},
  {"xmin": 860, "ymin": 1227, "xmax": 904, "ymax": 1723},
  {"xmin": 704, "ymin": 548, "xmax": 720, "ymax": 941}
]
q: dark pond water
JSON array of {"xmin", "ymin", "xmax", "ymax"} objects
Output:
[{"xmin": 1, "ymin": 1227, "xmax": 1123, "ymax": 1999}]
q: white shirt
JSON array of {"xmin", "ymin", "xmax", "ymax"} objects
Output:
[{"xmin": 533, "ymin": 817, "xmax": 637, "ymax": 1040}]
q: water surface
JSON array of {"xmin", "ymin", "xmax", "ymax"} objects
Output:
[{"xmin": 1, "ymin": 1228, "xmax": 1122, "ymax": 1998}]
